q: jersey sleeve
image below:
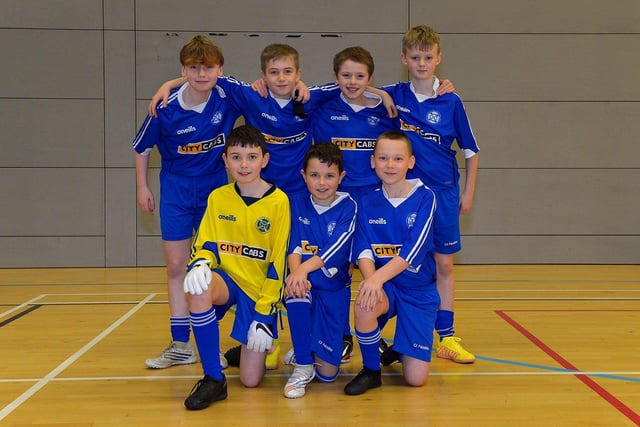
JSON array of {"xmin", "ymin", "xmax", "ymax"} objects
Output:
[
  {"xmin": 452, "ymin": 95, "xmax": 480, "ymax": 156},
  {"xmin": 306, "ymin": 82, "xmax": 340, "ymax": 110},
  {"xmin": 352, "ymin": 206, "xmax": 373, "ymax": 264},
  {"xmin": 215, "ymin": 75, "xmax": 251, "ymax": 112},
  {"xmin": 132, "ymin": 114, "xmax": 160, "ymax": 155},
  {"xmin": 253, "ymin": 194, "xmax": 290, "ymax": 323}
]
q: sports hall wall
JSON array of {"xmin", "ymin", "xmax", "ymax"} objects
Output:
[{"xmin": 1, "ymin": 0, "xmax": 638, "ymax": 268}]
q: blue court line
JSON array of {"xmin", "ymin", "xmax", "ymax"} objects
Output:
[{"xmin": 477, "ymin": 355, "xmax": 640, "ymax": 383}]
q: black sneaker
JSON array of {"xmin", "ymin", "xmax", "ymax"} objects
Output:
[
  {"xmin": 344, "ymin": 367, "xmax": 382, "ymax": 395},
  {"xmin": 378, "ymin": 338, "xmax": 388, "ymax": 356},
  {"xmin": 224, "ymin": 345, "xmax": 242, "ymax": 367},
  {"xmin": 341, "ymin": 335, "xmax": 354, "ymax": 364},
  {"xmin": 380, "ymin": 344, "xmax": 402, "ymax": 366},
  {"xmin": 184, "ymin": 374, "xmax": 228, "ymax": 410}
]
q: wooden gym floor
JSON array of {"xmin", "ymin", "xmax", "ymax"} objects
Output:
[{"xmin": 0, "ymin": 265, "xmax": 639, "ymax": 426}]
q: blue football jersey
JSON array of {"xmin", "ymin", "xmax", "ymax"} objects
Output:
[
  {"xmin": 288, "ymin": 191, "xmax": 357, "ymax": 291},
  {"xmin": 383, "ymin": 82, "xmax": 479, "ymax": 191},
  {"xmin": 353, "ymin": 180, "xmax": 437, "ymax": 289}
]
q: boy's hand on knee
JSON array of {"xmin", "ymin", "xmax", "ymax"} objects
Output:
[
  {"xmin": 184, "ymin": 260, "xmax": 211, "ymax": 295},
  {"xmin": 247, "ymin": 320, "xmax": 274, "ymax": 352}
]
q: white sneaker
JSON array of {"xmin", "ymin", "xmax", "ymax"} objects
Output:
[
  {"xmin": 219, "ymin": 352, "xmax": 228, "ymax": 369},
  {"xmin": 283, "ymin": 364, "xmax": 315, "ymax": 399},
  {"xmin": 283, "ymin": 348, "xmax": 297, "ymax": 365},
  {"xmin": 145, "ymin": 341, "xmax": 197, "ymax": 369}
]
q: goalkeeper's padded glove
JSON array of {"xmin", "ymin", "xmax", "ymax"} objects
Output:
[
  {"xmin": 247, "ymin": 320, "xmax": 274, "ymax": 352},
  {"xmin": 183, "ymin": 260, "xmax": 211, "ymax": 295}
]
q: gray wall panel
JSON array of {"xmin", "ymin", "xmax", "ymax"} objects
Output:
[
  {"xmin": 135, "ymin": 0, "xmax": 407, "ymax": 33},
  {"xmin": 464, "ymin": 102, "xmax": 640, "ymax": 168},
  {"xmin": 136, "ymin": 236, "xmax": 165, "ymax": 266},
  {"xmin": 0, "ymin": 169, "xmax": 104, "ymax": 236},
  {"xmin": 458, "ymin": 236, "xmax": 640, "ymax": 264},
  {"xmin": 0, "ymin": 29, "xmax": 104, "ymax": 99},
  {"xmin": 104, "ymin": 0, "xmax": 134, "ymax": 30},
  {"xmin": 0, "ymin": 99, "xmax": 104, "ymax": 167},
  {"xmin": 106, "ymin": 168, "xmax": 137, "ymax": 266},
  {"xmin": 0, "ymin": 0, "xmax": 103, "ymax": 29},
  {"xmin": 438, "ymin": 34, "xmax": 640, "ymax": 101},
  {"xmin": 105, "ymin": 31, "xmax": 136, "ymax": 167},
  {"xmin": 0, "ymin": 237, "xmax": 105, "ymax": 268},
  {"xmin": 411, "ymin": 0, "xmax": 640, "ymax": 33},
  {"xmin": 466, "ymin": 170, "xmax": 640, "ymax": 235}
]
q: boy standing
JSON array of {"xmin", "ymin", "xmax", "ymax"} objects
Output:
[
  {"xmin": 133, "ymin": 35, "xmax": 240, "ymax": 369},
  {"xmin": 182, "ymin": 125, "xmax": 290, "ymax": 410},
  {"xmin": 382, "ymin": 25, "xmax": 479, "ymax": 364},
  {"xmin": 283, "ymin": 143, "xmax": 357, "ymax": 398},
  {"xmin": 344, "ymin": 131, "xmax": 439, "ymax": 395},
  {"xmin": 311, "ymin": 46, "xmax": 395, "ymax": 201}
]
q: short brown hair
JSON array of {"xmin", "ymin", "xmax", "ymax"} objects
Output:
[
  {"xmin": 402, "ymin": 25, "xmax": 440, "ymax": 54},
  {"xmin": 375, "ymin": 130, "xmax": 413, "ymax": 155},
  {"xmin": 225, "ymin": 125, "xmax": 267, "ymax": 155},
  {"xmin": 260, "ymin": 44, "xmax": 300, "ymax": 71},
  {"xmin": 303, "ymin": 142, "xmax": 344, "ymax": 173},
  {"xmin": 333, "ymin": 46, "xmax": 375, "ymax": 76},
  {"xmin": 180, "ymin": 35, "xmax": 224, "ymax": 67}
]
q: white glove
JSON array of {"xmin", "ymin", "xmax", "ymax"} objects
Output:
[
  {"xmin": 246, "ymin": 320, "xmax": 274, "ymax": 352},
  {"xmin": 183, "ymin": 260, "xmax": 211, "ymax": 295}
]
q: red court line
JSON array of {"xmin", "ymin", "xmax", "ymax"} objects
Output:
[{"xmin": 495, "ymin": 310, "xmax": 640, "ymax": 426}]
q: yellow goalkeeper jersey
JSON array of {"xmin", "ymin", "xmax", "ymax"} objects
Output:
[{"xmin": 189, "ymin": 182, "xmax": 290, "ymax": 320}]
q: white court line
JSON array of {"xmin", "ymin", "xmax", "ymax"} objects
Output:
[
  {"xmin": 0, "ymin": 294, "xmax": 46, "ymax": 319},
  {"xmin": 0, "ymin": 293, "xmax": 156, "ymax": 422},
  {"xmin": 1, "ymin": 370, "xmax": 639, "ymax": 384}
]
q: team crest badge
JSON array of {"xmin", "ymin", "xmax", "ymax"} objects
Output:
[
  {"xmin": 211, "ymin": 111, "xmax": 223, "ymax": 125},
  {"xmin": 327, "ymin": 221, "xmax": 336, "ymax": 236},
  {"xmin": 426, "ymin": 110, "xmax": 440, "ymax": 124},
  {"xmin": 367, "ymin": 116, "xmax": 380, "ymax": 126},
  {"xmin": 256, "ymin": 217, "xmax": 271, "ymax": 233},
  {"xmin": 407, "ymin": 213, "xmax": 416, "ymax": 230}
]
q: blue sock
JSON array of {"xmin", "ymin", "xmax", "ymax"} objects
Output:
[
  {"xmin": 355, "ymin": 327, "xmax": 381, "ymax": 371},
  {"xmin": 190, "ymin": 307, "xmax": 222, "ymax": 380},
  {"xmin": 285, "ymin": 294, "xmax": 314, "ymax": 365},
  {"xmin": 435, "ymin": 310, "xmax": 454, "ymax": 339},
  {"xmin": 170, "ymin": 316, "xmax": 190, "ymax": 343}
]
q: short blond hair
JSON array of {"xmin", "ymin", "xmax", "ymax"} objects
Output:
[{"xmin": 402, "ymin": 25, "xmax": 440, "ymax": 54}]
